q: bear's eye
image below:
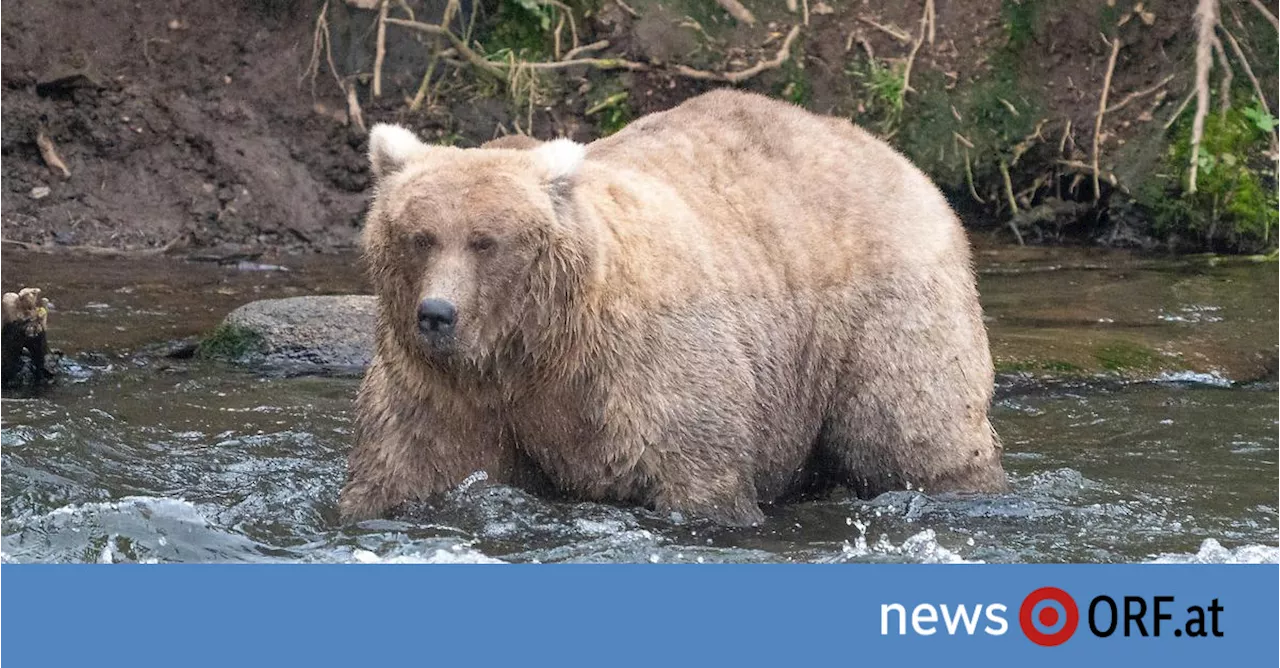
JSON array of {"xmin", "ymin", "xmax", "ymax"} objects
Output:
[
  {"xmin": 411, "ymin": 232, "xmax": 437, "ymax": 251},
  {"xmin": 468, "ymin": 235, "xmax": 497, "ymax": 253}
]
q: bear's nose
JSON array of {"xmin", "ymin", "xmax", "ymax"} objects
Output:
[{"xmin": 417, "ymin": 298, "xmax": 457, "ymax": 333}]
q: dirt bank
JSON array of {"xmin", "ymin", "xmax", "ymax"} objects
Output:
[{"xmin": 2, "ymin": 0, "xmax": 1276, "ymax": 255}]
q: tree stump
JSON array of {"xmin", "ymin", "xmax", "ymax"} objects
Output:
[{"xmin": 2, "ymin": 287, "xmax": 54, "ymax": 387}]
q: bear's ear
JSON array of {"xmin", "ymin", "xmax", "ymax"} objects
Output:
[
  {"xmin": 531, "ymin": 138, "xmax": 586, "ymax": 185},
  {"xmin": 368, "ymin": 123, "xmax": 429, "ymax": 181}
]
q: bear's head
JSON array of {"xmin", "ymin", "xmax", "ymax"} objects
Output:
[{"xmin": 362, "ymin": 124, "xmax": 593, "ymax": 368}]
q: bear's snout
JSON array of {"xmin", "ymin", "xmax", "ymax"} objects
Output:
[{"xmin": 417, "ymin": 298, "xmax": 458, "ymax": 336}]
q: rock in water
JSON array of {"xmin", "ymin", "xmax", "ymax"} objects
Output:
[{"xmin": 207, "ymin": 295, "xmax": 377, "ymax": 371}]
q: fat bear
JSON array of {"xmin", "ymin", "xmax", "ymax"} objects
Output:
[{"xmin": 340, "ymin": 89, "xmax": 1006, "ymax": 525}]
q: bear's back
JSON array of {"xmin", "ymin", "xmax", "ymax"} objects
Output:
[{"xmin": 578, "ymin": 90, "xmax": 968, "ymax": 302}]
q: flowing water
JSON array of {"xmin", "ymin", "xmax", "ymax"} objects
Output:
[{"xmin": 2, "ymin": 248, "xmax": 1277, "ymax": 564}]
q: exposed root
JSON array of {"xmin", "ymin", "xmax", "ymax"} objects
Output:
[
  {"xmin": 963, "ymin": 148, "xmax": 984, "ymax": 204},
  {"xmin": 373, "ymin": 0, "xmax": 389, "ymax": 97},
  {"xmin": 714, "ymin": 0, "xmax": 756, "ymax": 25},
  {"xmin": 564, "ymin": 40, "xmax": 609, "ymax": 61},
  {"xmin": 1247, "ymin": 0, "xmax": 1278, "ymax": 30},
  {"xmin": 35, "ymin": 131, "xmax": 71, "ymax": 179},
  {"xmin": 672, "ymin": 26, "xmax": 802, "ymax": 84},
  {"xmin": 856, "ymin": 16, "xmax": 911, "ymax": 43},
  {"xmin": 901, "ymin": 0, "xmax": 934, "ymax": 98},
  {"xmin": 301, "ymin": 1, "xmax": 344, "ymax": 96},
  {"xmin": 1218, "ymin": 24, "xmax": 1277, "ymax": 149},
  {"xmin": 347, "ymin": 84, "xmax": 367, "ymax": 134},
  {"xmin": 1092, "ymin": 36, "xmax": 1120, "ymax": 201},
  {"xmin": 1188, "ymin": 0, "xmax": 1217, "ymax": 194},
  {"xmin": 386, "ymin": 17, "xmax": 506, "ymax": 79},
  {"xmin": 613, "ymin": 0, "xmax": 639, "ymax": 18},
  {"xmin": 1105, "ymin": 74, "xmax": 1175, "ymax": 115},
  {"xmin": 999, "ymin": 160, "xmax": 1025, "ymax": 245},
  {"xmin": 1163, "ymin": 90, "xmax": 1196, "ymax": 130}
]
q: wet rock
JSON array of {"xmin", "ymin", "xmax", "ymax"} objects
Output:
[{"xmin": 208, "ymin": 295, "xmax": 376, "ymax": 371}]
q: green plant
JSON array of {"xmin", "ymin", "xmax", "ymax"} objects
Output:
[
  {"xmin": 1242, "ymin": 99, "xmax": 1278, "ymax": 136},
  {"xmin": 586, "ymin": 90, "xmax": 632, "ymax": 136},
  {"xmin": 1144, "ymin": 100, "xmax": 1280, "ymax": 250},
  {"xmin": 848, "ymin": 57, "xmax": 905, "ymax": 134}
]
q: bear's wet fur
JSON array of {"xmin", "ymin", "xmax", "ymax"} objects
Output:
[{"xmin": 340, "ymin": 90, "xmax": 1007, "ymax": 525}]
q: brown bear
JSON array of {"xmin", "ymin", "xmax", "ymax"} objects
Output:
[{"xmin": 339, "ymin": 89, "xmax": 1007, "ymax": 525}]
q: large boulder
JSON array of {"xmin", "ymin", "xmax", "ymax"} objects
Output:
[{"xmin": 205, "ymin": 296, "xmax": 377, "ymax": 371}]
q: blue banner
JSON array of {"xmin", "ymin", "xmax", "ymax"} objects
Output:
[{"xmin": 3, "ymin": 565, "xmax": 1276, "ymax": 665}]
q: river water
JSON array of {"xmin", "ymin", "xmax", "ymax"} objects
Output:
[{"xmin": 2, "ymin": 248, "xmax": 1276, "ymax": 563}]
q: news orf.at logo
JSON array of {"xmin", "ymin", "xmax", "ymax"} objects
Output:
[
  {"xmin": 879, "ymin": 588, "xmax": 1224, "ymax": 644},
  {"xmin": 1019, "ymin": 587, "xmax": 1079, "ymax": 646}
]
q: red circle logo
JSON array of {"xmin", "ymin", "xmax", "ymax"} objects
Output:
[{"xmin": 1019, "ymin": 587, "xmax": 1079, "ymax": 646}]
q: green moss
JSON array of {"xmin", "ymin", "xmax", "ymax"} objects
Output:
[
  {"xmin": 198, "ymin": 324, "xmax": 264, "ymax": 360},
  {"xmin": 1094, "ymin": 341, "xmax": 1160, "ymax": 372}
]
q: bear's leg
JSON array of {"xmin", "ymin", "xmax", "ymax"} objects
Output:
[
  {"xmin": 339, "ymin": 356, "xmax": 516, "ymax": 521},
  {"xmin": 819, "ymin": 286, "xmax": 1007, "ymax": 497},
  {"xmin": 641, "ymin": 407, "xmax": 766, "ymax": 526},
  {"xmin": 652, "ymin": 467, "xmax": 766, "ymax": 527}
]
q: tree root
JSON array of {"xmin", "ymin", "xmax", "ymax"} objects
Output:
[
  {"xmin": 35, "ymin": 130, "xmax": 71, "ymax": 179},
  {"xmin": 672, "ymin": 26, "xmax": 802, "ymax": 83},
  {"xmin": 1092, "ymin": 36, "xmax": 1120, "ymax": 201}
]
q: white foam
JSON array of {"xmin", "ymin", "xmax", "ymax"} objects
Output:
[
  {"xmin": 1149, "ymin": 538, "xmax": 1279, "ymax": 564},
  {"xmin": 835, "ymin": 528, "xmax": 979, "ymax": 564},
  {"xmin": 1151, "ymin": 370, "xmax": 1233, "ymax": 387},
  {"xmin": 347, "ymin": 546, "xmax": 504, "ymax": 564},
  {"xmin": 45, "ymin": 496, "xmax": 207, "ymax": 524}
]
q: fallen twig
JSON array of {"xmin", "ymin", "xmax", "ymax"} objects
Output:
[
  {"xmin": 35, "ymin": 131, "xmax": 71, "ymax": 179},
  {"xmin": 1092, "ymin": 36, "xmax": 1120, "ymax": 201}
]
